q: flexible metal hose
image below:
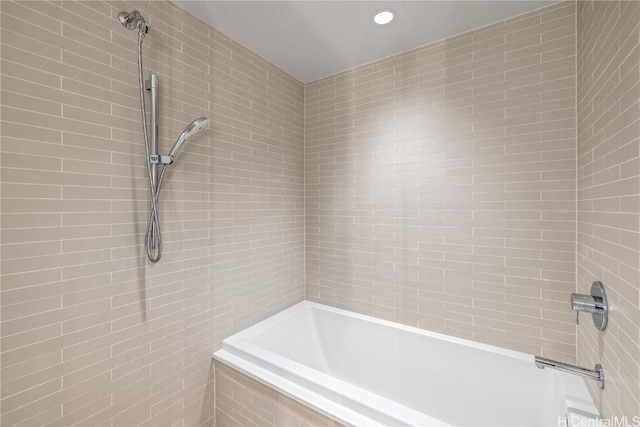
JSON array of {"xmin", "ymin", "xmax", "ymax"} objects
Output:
[{"xmin": 136, "ymin": 30, "xmax": 164, "ymax": 263}]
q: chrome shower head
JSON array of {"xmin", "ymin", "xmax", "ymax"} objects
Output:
[
  {"xmin": 118, "ymin": 10, "xmax": 148, "ymax": 33},
  {"xmin": 168, "ymin": 117, "xmax": 210, "ymax": 160}
]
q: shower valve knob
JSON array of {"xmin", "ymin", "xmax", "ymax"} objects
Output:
[{"xmin": 570, "ymin": 281, "xmax": 608, "ymax": 331}]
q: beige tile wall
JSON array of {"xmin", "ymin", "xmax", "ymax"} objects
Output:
[
  {"xmin": 3, "ymin": 0, "xmax": 639, "ymax": 425},
  {"xmin": 0, "ymin": 1, "xmax": 304, "ymax": 426},
  {"xmin": 214, "ymin": 362, "xmax": 343, "ymax": 427},
  {"xmin": 576, "ymin": 1, "xmax": 640, "ymax": 418},
  {"xmin": 305, "ymin": 1, "xmax": 578, "ymax": 361}
]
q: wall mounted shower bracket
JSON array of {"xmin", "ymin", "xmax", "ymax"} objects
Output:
[
  {"xmin": 150, "ymin": 155, "xmax": 173, "ymax": 165},
  {"xmin": 145, "ymin": 76, "xmax": 158, "ymax": 91}
]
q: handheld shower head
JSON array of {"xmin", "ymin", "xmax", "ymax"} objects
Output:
[
  {"xmin": 168, "ymin": 117, "xmax": 210, "ymax": 160},
  {"xmin": 118, "ymin": 10, "xmax": 148, "ymax": 33}
]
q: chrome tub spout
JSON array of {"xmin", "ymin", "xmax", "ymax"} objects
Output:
[{"xmin": 535, "ymin": 356, "xmax": 604, "ymax": 389}]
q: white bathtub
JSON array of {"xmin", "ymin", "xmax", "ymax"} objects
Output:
[{"xmin": 213, "ymin": 301, "xmax": 599, "ymax": 427}]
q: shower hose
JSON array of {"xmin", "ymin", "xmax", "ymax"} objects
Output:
[{"xmin": 137, "ymin": 31, "xmax": 168, "ymax": 263}]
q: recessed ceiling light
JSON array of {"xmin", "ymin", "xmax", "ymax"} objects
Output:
[{"xmin": 372, "ymin": 8, "xmax": 395, "ymax": 26}]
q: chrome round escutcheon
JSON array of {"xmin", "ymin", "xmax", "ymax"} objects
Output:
[{"xmin": 591, "ymin": 281, "xmax": 608, "ymax": 331}]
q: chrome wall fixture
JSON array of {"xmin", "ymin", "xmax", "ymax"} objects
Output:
[
  {"xmin": 571, "ymin": 281, "xmax": 608, "ymax": 331},
  {"xmin": 533, "ymin": 281, "xmax": 609, "ymax": 389},
  {"xmin": 118, "ymin": 11, "xmax": 210, "ymax": 263},
  {"xmin": 534, "ymin": 356, "xmax": 604, "ymax": 389}
]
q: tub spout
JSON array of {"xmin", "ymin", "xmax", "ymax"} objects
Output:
[{"xmin": 534, "ymin": 356, "xmax": 604, "ymax": 389}]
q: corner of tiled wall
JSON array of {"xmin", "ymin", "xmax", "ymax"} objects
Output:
[{"xmin": 576, "ymin": 0, "xmax": 640, "ymax": 418}]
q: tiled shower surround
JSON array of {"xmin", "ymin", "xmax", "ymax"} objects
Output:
[
  {"xmin": 1, "ymin": 1, "xmax": 304, "ymax": 426},
  {"xmin": 306, "ymin": 1, "xmax": 578, "ymax": 361},
  {"xmin": 0, "ymin": 1, "xmax": 638, "ymax": 426}
]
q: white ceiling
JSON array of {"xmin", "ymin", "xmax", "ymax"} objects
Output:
[{"xmin": 176, "ymin": 1, "xmax": 557, "ymax": 83}]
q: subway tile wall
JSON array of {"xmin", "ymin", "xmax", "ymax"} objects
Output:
[
  {"xmin": 3, "ymin": 0, "xmax": 639, "ymax": 425},
  {"xmin": 305, "ymin": 2, "xmax": 578, "ymax": 361},
  {"xmin": 576, "ymin": 1, "xmax": 640, "ymax": 418},
  {"xmin": 0, "ymin": 1, "xmax": 304, "ymax": 426}
]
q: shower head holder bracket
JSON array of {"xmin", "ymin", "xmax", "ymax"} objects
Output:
[{"xmin": 149, "ymin": 155, "xmax": 173, "ymax": 165}]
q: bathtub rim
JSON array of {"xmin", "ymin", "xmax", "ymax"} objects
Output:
[
  {"xmin": 215, "ymin": 350, "xmax": 394, "ymax": 427},
  {"xmin": 213, "ymin": 300, "xmax": 599, "ymax": 427},
  {"xmin": 215, "ymin": 343, "xmax": 447, "ymax": 427}
]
